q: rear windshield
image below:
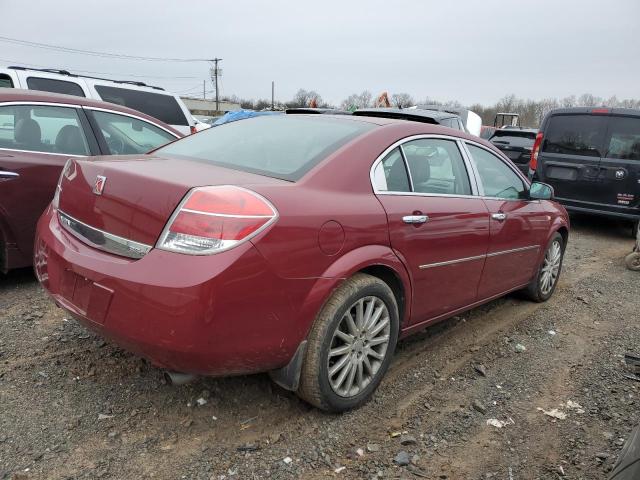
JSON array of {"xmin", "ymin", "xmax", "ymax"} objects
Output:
[
  {"xmin": 95, "ymin": 85, "xmax": 188, "ymax": 126},
  {"xmin": 27, "ymin": 77, "xmax": 85, "ymax": 97},
  {"xmin": 605, "ymin": 115, "xmax": 640, "ymax": 160},
  {"xmin": 155, "ymin": 115, "xmax": 374, "ymax": 181},
  {"xmin": 542, "ymin": 114, "xmax": 606, "ymax": 157},
  {"xmin": 490, "ymin": 131, "xmax": 536, "ymax": 149}
]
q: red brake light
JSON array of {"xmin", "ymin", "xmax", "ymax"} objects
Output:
[
  {"xmin": 190, "ymin": 125, "xmax": 198, "ymax": 134},
  {"xmin": 591, "ymin": 108, "xmax": 610, "ymax": 115},
  {"xmin": 157, "ymin": 186, "xmax": 278, "ymax": 255},
  {"xmin": 529, "ymin": 131, "xmax": 543, "ymax": 177}
]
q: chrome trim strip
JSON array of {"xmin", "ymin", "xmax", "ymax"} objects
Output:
[
  {"xmin": 418, "ymin": 245, "xmax": 540, "ymax": 269},
  {"xmin": 0, "ymin": 147, "xmax": 87, "ymax": 158},
  {"xmin": 83, "ymin": 106, "xmax": 180, "ymax": 137},
  {"xmin": 419, "ymin": 253, "xmax": 486, "ymax": 269},
  {"xmin": 0, "ymin": 101, "xmax": 82, "ymax": 109},
  {"xmin": 486, "ymin": 245, "xmax": 539, "ymax": 258},
  {"xmin": 58, "ymin": 210, "xmax": 151, "ymax": 259}
]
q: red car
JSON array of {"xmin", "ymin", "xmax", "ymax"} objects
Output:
[
  {"xmin": 34, "ymin": 114, "xmax": 569, "ymax": 411},
  {"xmin": 0, "ymin": 88, "xmax": 181, "ymax": 273}
]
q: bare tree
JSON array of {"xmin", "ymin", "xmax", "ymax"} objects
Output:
[
  {"xmin": 391, "ymin": 92, "xmax": 414, "ymax": 108},
  {"xmin": 287, "ymin": 89, "xmax": 325, "ymax": 108},
  {"xmin": 340, "ymin": 90, "xmax": 373, "ymax": 110}
]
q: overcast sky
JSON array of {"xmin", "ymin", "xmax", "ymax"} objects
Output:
[{"xmin": 2, "ymin": 0, "xmax": 639, "ymax": 106}]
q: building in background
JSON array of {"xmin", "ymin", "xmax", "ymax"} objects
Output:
[{"xmin": 181, "ymin": 96, "xmax": 241, "ymax": 115}]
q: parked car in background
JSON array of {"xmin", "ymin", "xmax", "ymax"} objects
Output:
[
  {"xmin": 489, "ymin": 127, "xmax": 538, "ymax": 174},
  {"xmin": 0, "ymin": 66, "xmax": 195, "ymax": 135},
  {"xmin": 353, "ymin": 107, "xmax": 468, "ymax": 132},
  {"xmin": 35, "ymin": 114, "xmax": 568, "ymax": 411},
  {"xmin": 0, "ymin": 88, "xmax": 181, "ymax": 272},
  {"xmin": 412, "ymin": 105, "xmax": 482, "ymax": 137},
  {"xmin": 530, "ymin": 107, "xmax": 640, "ymax": 235}
]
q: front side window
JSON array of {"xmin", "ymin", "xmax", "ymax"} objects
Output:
[
  {"xmin": 91, "ymin": 110, "xmax": 176, "ymax": 155},
  {"xmin": 467, "ymin": 144, "xmax": 526, "ymax": 199},
  {"xmin": 26, "ymin": 77, "xmax": 85, "ymax": 97},
  {"xmin": 0, "ymin": 104, "xmax": 89, "ymax": 155},
  {"xmin": 372, "ymin": 147, "xmax": 410, "ymax": 192},
  {"xmin": 542, "ymin": 114, "xmax": 606, "ymax": 157},
  {"xmin": 0, "ymin": 74, "xmax": 13, "ymax": 88},
  {"xmin": 95, "ymin": 85, "xmax": 188, "ymax": 126},
  {"xmin": 402, "ymin": 139, "xmax": 471, "ymax": 195},
  {"xmin": 604, "ymin": 115, "xmax": 640, "ymax": 160}
]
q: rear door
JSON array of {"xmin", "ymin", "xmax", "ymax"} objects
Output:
[
  {"xmin": 0, "ymin": 103, "xmax": 97, "ymax": 267},
  {"xmin": 537, "ymin": 113, "xmax": 606, "ymax": 203},
  {"xmin": 598, "ymin": 112, "xmax": 640, "ymax": 213},
  {"xmin": 372, "ymin": 136, "xmax": 490, "ymax": 325}
]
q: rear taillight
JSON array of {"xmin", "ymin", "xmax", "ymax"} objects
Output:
[
  {"xmin": 529, "ymin": 132, "xmax": 543, "ymax": 179},
  {"xmin": 190, "ymin": 125, "xmax": 198, "ymax": 134},
  {"xmin": 591, "ymin": 108, "xmax": 610, "ymax": 115},
  {"xmin": 157, "ymin": 186, "xmax": 278, "ymax": 255},
  {"xmin": 52, "ymin": 159, "xmax": 75, "ymax": 210}
]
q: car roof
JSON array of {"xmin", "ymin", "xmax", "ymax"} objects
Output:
[
  {"xmin": 547, "ymin": 106, "xmax": 640, "ymax": 117},
  {"xmin": 286, "ymin": 108, "xmax": 352, "ymax": 115},
  {"xmin": 0, "ymin": 87, "xmax": 182, "ymax": 135},
  {"xmin": 352, "ymin": 107, "xmax": 458, "ymax": 123}
]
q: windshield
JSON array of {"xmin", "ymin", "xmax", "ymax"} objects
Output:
[
  {"xmin": 155, "ymin": 115, "xmax": 374, "ymax": 181},
  {"xmin": 490, "ymin": 131, "xmax": 536, "ymax": 149}
]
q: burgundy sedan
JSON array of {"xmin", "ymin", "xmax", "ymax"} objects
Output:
[
  {"xmin": 0, "ymin": 88, "xmax": 181, "ymax": 273},
  {"xmin": 34, "ymin": 115, "xmax": 569, "ymax": 411}
]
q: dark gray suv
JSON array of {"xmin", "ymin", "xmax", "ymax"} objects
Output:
[{"xmin": 530, "ymin": 107, "xmax": 640, "ymax": 233}]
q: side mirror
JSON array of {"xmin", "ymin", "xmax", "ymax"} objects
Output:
[{"xmin": 529, "ymin": 181, "xmax": 554, "ymax": 200}]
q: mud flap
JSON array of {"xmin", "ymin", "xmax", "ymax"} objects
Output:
[{"xmin": 268, "ymin": 340, "xmax": 307, "ymax": 391}]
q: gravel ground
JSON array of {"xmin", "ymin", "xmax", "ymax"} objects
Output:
[{"xmin": 1, "ymin": 214, "xmax": 638, "ymax": 480}]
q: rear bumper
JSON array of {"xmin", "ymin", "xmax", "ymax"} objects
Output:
[
  {"xmin": 34, "ymin": 206, "xmax": 314, "ymax": 376},
  {"xmin": 557, "ymin": 197, "xmax": 640, "ymax": 221}
]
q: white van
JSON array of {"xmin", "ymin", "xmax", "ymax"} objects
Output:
[{"xmin": 0, "ymin": 66, "xmax": 195, "ymax": 135}]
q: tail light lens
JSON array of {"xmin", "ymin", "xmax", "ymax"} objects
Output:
[
  {"xmin": 529, "ymin": 131, "xmax": 543, "ymax": 178},
  {"xmin": 52, "ymin": 159, "xmax": 75, "ymax": 210},
  {"xmin": 190, "ymin": 125, "xmax": 198, "ymax": 134},
  {"xmin": 157, "ymin": 185, "xmax": 278, "ymax": 255}
]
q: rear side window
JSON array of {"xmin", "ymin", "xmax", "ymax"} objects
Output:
[
  {"xmin": 0, "ymin": 104, "xmax": 89, "ymax": 155},
  {"xmin": 542, "ymin": 115, "xmax": 606, "ymax": 157},
  {"xmin": 403, "ymin": 139, "xmax": 471, "ymax": 195},
  {"xmin": 91, "ymin": 110, "xmax": 177, "ymax": 155},
  {"xmin": 0, "ymin": 74, "xmax": 13, "ymax": 88},
  {"xmin": 156, "ymin": 115, "xmax": 373, "ymax": 181},
  {"xmin": 604, "ymin": 116, "xmax": 640, "ymax": 160},
  {"xmin": 372, "ymin": 148, "xmax": 410, "ymax": 192},
  {"xmin": 95, "ymin": 85, "xmax": 188, "ymax": 126},
  {"xmin": 26, "ymin": 77, "xmax": 85, "ymax": 97},
  {"xmin": 490, "ymin": 132, "xmax": 536, "ymax": 149}
]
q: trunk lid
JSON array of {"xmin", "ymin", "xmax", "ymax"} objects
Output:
[{"xmin": 58, "ymin": 154, "xmax": 286, "ymax": 247}]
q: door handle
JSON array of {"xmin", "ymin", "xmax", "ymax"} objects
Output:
[
  {"xmin": 491, "ymin": 213, "xmax": 507, "ymax": 221},
  {"xmin": 0, "ymin": 171, "xmax": 19, "ymax": 179},
  {"xmin": 403, "ymin": 215, "xmax": 429, "ymax": 224}
]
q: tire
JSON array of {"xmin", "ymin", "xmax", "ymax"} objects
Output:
[
  {"xmin": 523, "ymin": 232, "xmax": 564, "ymax": 302},
  {"xmin": 609, "ymin": 425, "xmax": 640, "ymax": 479},
  {"xmin": 631, "ymin": 220, "xmax": 639, "ymax": 240},
  {"xmin": 296, "ymin": 273, "xmax": 399, "ymax": 412},
  {"xmin": 625, "ymin": 252, "xmax": 640, "ymax": 271}
]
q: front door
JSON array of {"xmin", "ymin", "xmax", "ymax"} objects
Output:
[
  {"xmin": 464, "ymin": 143, "xmax": 550, "ymax": 299},
  {"xmin": 372, "ymin": 137, "xmax": 490, "ymax": 325}
]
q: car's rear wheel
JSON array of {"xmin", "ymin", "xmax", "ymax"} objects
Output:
[
  {"xmin": 297, "ymin": 273, "xmax": 399, "ymax": 412},
  {"xmin": 523, "ymin": 232, "xmax": 564, "ymax": 302}
]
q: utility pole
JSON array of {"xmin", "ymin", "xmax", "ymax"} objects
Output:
[
  {"xmin": 209, "ymin": 58, "xmax": 223, "ymax": 112},
  {"xmin": 271, "ymin": 81, "xmax": 275, "ymax": 110}
]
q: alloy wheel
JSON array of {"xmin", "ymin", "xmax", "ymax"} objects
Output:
[
  {"xmin": 327, "ymin": 296, "xmax": 391, "ymax": 398},
  {"xmin": 540, "ymin": 240, "xmax": 562, "ymax": 295}
]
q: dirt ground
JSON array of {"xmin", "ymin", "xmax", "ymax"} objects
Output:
[{"xmin": 1, "ymin": 214, "xmax": 638, "ymax": 480}]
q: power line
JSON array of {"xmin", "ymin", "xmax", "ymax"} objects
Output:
[
  {"xmin": 0, "ymin": 35, "xmax": 214, "ymax": 62},
  {"xmin": 0, "ymin": 58, "xmax": 200, "ymax": 80}
]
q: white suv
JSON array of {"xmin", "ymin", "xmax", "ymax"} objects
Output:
[{"xmin": 0, "ymin": 66, "xmax": 195, "ymax": 135}]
